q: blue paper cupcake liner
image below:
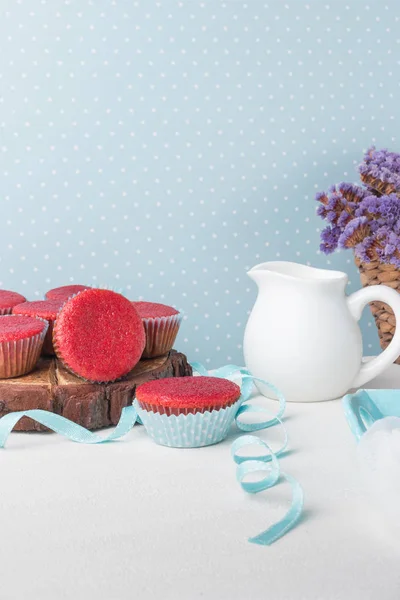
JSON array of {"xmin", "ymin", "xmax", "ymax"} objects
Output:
[{"xmin": 134, "ymin": 397, "xmax": 242, "ymax": 448}]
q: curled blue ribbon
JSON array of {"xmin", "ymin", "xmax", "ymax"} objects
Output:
[
  {"xmin": 191, "ymin": 362, "xmax": 303, "ymax": 546},
  {"xmin": 0, "ymin": 362, "xmax": 303, "ymax": 546},
  {"xmin": 0, "ymin": 405, "xmax": 138, "ymax": 447}
]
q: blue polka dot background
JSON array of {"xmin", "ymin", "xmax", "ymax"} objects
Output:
[{"xmin": 0, "ymin": 0, "xmax": 398, "ymax": 367}]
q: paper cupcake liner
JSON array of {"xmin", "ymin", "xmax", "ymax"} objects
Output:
[
  {"xmin": 0, "ymin": 319, "xmax": 48, "ymax": 378},
  {"xmin": 42, "ymin": 320, "xmax": 56, "ymax": 356},
  {"xmin": 141, "ymin": 313, "xmax": 182, "ymax": 359},
  {"xmin": 0, "ymin": 308, "xmax": 14, "ymax": 316},
  {"xmin": 135, "ymin": 397, "xmax": 242, "ymax": 448},
  {"xmin": 52, "ymin": 290, "xmax": 85, "ymax": 371},
  {"xmin": 137, "ymin": 397, "xmax": 239, "ymax": 416}
]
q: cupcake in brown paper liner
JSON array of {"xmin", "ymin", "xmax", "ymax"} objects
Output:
[
  {"xmin": 45, "ymin": 284, "xmax": 91, "ymax": 302},
  {"xmin": 0, "ymin": 315, "xmax": 48, "ymax": 379},
  {"xmin": 0, "ymin": 290, "xmax": 27, "ymax": 315},
  {"xmin": 53, "ymin": 289, "xmax": 146, "ymax": 383},
  {"xmin": 132, "ymin": 302, "xmax": 182, "ymax": 358},
  {"xmin": 12, "ymin": 299, "xmax": 64, "ymax": 356}
]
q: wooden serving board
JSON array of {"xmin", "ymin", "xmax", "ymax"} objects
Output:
[{"xmin": 0, "ymin": 350, "xmax": 192, "ymax": 432}]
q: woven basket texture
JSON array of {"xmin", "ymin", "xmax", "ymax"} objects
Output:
[{"xmin": 355, "ymin": 256, "xmax": 400, "ymax": 365}]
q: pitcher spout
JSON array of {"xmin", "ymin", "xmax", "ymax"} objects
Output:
[
  {"xmin": 247, "ymin": 264, "xmax": 268, "ymax": 286},
  {"xmin": 247, "ymin": 261, "xmax": 347, "ymax": 287}
]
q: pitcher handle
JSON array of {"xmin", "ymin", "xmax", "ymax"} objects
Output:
[{"xmin": 347, "ymin": 284, "xmax": 400, "ymax": 388}]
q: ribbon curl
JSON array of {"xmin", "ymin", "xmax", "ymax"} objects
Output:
[
  {"xmin": 0, "ymin": 405, "xmax": 138, "ymax": 447},
  {"xmin": 0, "ymin": 363, "xmax": 303, "ymax": 546},
  {"xmin": 192, "ymin": 362, "xmax": 303, "ymax": 546}
]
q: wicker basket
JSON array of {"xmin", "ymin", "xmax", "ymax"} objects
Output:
[{"xmin": 355, "ymin": 257, "xmax": 400, "ymax": 364}]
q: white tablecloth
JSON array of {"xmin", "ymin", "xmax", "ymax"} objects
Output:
[{"xmin": 2, "ymin": 365, "xmax": 400, "ymax": 600}]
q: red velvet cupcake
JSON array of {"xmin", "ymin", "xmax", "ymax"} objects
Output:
[
  {"xmin": 0, "ymin": 315, "xmax": 48, "ymax": 378},
  {"xmin": 53, "ymin": 289, "xmax": 146, "ymax": 383},
  {"xmin": 135, "ymin": 376, "xmax": 242, "ymax": 447},
  {"xmin": 12, "ymin": 300, "xmax": 63, "ymax": 356},
  {"xmin": 132, "ymin": 301, "xmax": 182, "ymax": 358},
  {"xmin": 45, "ymin": 285, "xmax": 91, "ymax": 302},
  {"xmin": 0, "ymin": 290, "xmax": 27, "ymax": 315}
]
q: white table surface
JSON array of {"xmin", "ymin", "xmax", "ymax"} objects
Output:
[{"xmin": 2, "ymin": 365, "xmax": 400, "ymax": 600}]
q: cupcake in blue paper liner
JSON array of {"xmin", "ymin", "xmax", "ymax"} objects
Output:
[{"xmin": 135, "ymin": 376, "xmax": 242, "ymax": 448}]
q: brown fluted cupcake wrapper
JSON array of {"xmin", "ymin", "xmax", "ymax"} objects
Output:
[
  {"xmin": 42, "ymin": 320, "xmax": 56, "ymax": 356},
  {"xmin": 53, "ymin": 333, "xmax": 102, "ymax": 383},
  {"xmin": 0, "ymin": 308, "xmax": 14, "ymax": 316},
  {"xmin": 52, "ymin": 291, "xmax": 91, "ymax": 380},
  {"xmin": 0, "ymin": 319, "xmax": 48, "ymax": 379},
  {"xmin": 141, "ymin": 313, "xmax": 182, "ymax": 359},
  {"xmin": 137, "ymin": 395, "xmax": 239, "ymax": 416}
]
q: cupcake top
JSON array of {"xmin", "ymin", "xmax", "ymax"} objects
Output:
[
  {"xmin": 0, "ymin": 315, "xmax": 47, "ymax": 342},
  {"xmin": 0, "ymin": 290, "xmax": 27, "ymax": 311},
  {"xmin": 53, "ymin": 288, "xmax": 146, "ymax": 382},
  {"xmin": 13, "ymin": 300, "xmax": 63, "ymax": 321},
  {"xmin": 136, "ymin": 376, "xmax": 241, "ymax": 411},
  {"xmin": 45, "ymin": 285, "xmax": 91, "ymax": 301},
  {"xmin": 132, "ymin": 301, "xmax": 179, "ymax": 318}
]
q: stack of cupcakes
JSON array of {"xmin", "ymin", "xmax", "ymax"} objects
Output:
[
  {"xmin": 0, "ymin": 283, "xmax": 242, "ymax": 449},
  {"xmin": 0, "ymin": 284, "xmax": 183, "ymax": 382}
]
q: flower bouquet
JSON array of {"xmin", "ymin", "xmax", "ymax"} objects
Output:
[{"xmin": 316, "ymin": 147, "xmax": 400, "ymax": 363}]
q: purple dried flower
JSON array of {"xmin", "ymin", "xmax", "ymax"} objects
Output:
[
  {"xmin": 315, "ymin": 191, "xmax": 329, "ymax": 205},
  {"xmin": 375, "ymin": 227, "xmax": 400, "ymax": 267},
  {"xmin": 325, "ymin": 195, "xmax": 345, "ymax": 222},
  {"xmin": 393, "ymin": 220, "xmax": 400, "ymax": 236},
  {"xmin": 320, "ymin": 225, "xmax": 341, "ymax": 254},
  {"xmin": 315, "ymin": 183, "xmax": 367, "ymax": 228},
  {"xmin": 354, "ymin": 237, "xmax": 377, "ymax": 263},
  {"xmin": 338, "ymin": 217, "xmax": 371, "ymax": 249},
  {"xmin": 337, "ymin": 182, "xmax": 370, "ymax": 203},
  {"xmin": 372, "ymin": 194, "xmax": 400, "ymax": 223},
  {"xmin": 359, "ymin": 147, "xmax": 400, "ymax": 195},
  {"xmin": 317, "ymin": 148, "xmax": 400, "ymax": 265},
  {"xmin": 355, "ymin": 193, "xmax": 400, "ymax": 227},
  {"xmin": 364, "ymin": 185, "xmax": 382, "ymax": 197},
  {"xmin": 354, "ymin": 225, "xmax": 400, "ymax": 266},
  {"xmin": 326, "ymin": 211, "xmax": 338, "ymax": 224},
  {"xmin": 337, "ymin": 209, "xmax": 353, "ymax": 228}
]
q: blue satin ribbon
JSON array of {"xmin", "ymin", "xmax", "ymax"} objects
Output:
[
  {"xmin": 0, "ymin": 362, "xmax": 303, "ymax": 546},
  {"xmin": 0, "ymin": 405, "xmax": 138, "ymax": 447},
  {"xmin": 192, "ymin": 362, "xmax": 303, "ymax": 546}
]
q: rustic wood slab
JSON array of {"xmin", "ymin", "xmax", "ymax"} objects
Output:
[{"xmin": 0, "ymin": 350, "xmax": 192, "ymax": 432}]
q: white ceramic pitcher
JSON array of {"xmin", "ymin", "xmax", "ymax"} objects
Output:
[{"xmin": 244, "ymin": 261, "xmax": 400, "ymax": 402}]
